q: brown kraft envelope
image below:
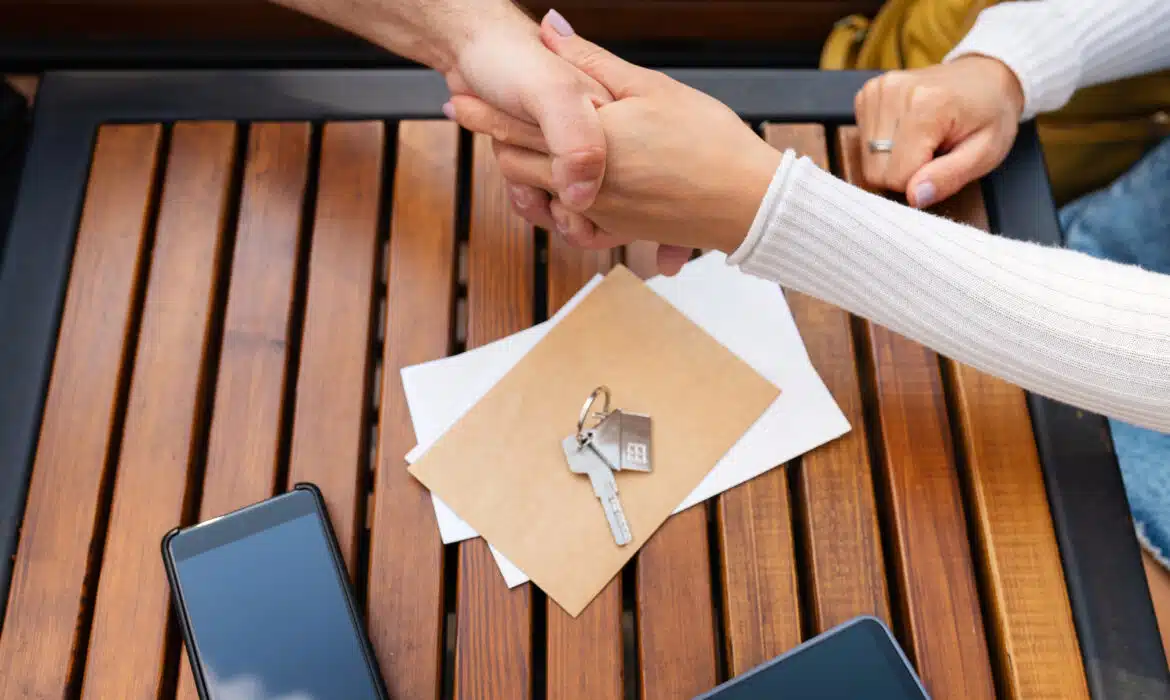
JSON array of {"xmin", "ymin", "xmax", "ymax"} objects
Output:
[{"xmin": 408, "ymin": 265, "xmax": 779, "ymax": 616}]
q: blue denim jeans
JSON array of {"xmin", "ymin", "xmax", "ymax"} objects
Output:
[{"xmin": 1059, "ymin": 134, "xmax": 1170, "ymax": 568}]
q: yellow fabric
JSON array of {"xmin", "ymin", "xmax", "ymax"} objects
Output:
[{"xmin": 821, "ymin": 0, "xmax": 1170, "ymax": 204}]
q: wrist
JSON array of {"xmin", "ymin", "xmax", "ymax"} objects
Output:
[
  {"xmin": 715, "ymin": 144, "xmax": 785, "ymax": 255},
  {"xmin": 437, "ymin": 2, "xmax": 534, "ymax": 72},
  {"xmin": 953, "ymin": 55, "xmax": 1025, "ymax": 122}
]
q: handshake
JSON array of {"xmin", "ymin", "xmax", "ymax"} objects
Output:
[
  {"xmin": 445, "ymin": 10, "xmax": 783, "ymax": 275},
  {"xmin": 272, "ymin": 1, "xmax": 1026, "ymax": 274}
]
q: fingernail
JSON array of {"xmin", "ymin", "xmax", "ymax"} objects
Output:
[
  {"xmin": 552, "ymin": 208, "xmax": 570, "ymax": 236},
  {"xmin": 563, "ymin": 181, "xmax": 595, "ymax": 209},
  {"xmin": 913, "ymin": 181, "xmax": 936, "ymax": 208},
  {"xmin": 441, "ymin": 101, "xmax": 455, "ymax": 120},
  {"xmin": 508, "ymin": 185, "xmax": 533, "ymax": 209},
  {"xmin": 546, "ymin": 9, "xmax": 575, "ymax": 37}
]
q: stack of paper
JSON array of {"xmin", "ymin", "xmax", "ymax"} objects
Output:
[{"xmin": 402, "ymin": 252, "xmax": 850, "ymax": 611}]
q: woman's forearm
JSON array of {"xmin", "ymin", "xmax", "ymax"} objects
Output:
[
  {"xmin": 732, "ymin": 151, "xmax": 1170, "ymax": 432},
  {"xmin": 270, "ymin": 0, "xmax": 530, "ymax": 72},
  {"xmin": 946, "ymin": 0, "xmax": 1170, "ymax": 120}
]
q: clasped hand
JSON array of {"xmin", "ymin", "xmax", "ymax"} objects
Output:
[{"xmin": 450, "ymin": 12, "xmax": 783, "ymax": 275}]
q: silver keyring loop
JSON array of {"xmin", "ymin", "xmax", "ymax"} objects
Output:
[
  {"xmin": 577, "ymin": 385, "xmax": 611, "ymax": 441},
  {"xmin": 867, "ymin": 138, "xmax": 894, "ymax": 154}
]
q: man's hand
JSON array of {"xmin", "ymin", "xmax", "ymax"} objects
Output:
[
  {"xmin": 270, "ymin": 1, "xmax": 609, "ymax": 218},
  {"xmin": 854, "ymin": 56, "xmax": 1024, "ymax": 207}
]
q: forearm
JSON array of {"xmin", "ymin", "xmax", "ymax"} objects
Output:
[
  {"xmin": 271, "ymin": 0, "xmax": 532, "ymax": 72},
  {"xmin": 732, "ymin": 152, "xmax": 1170, "ymax": 432},
  {"xmin": 946, "ymin": 0, "xmax": 1170, "ymax": 119}
]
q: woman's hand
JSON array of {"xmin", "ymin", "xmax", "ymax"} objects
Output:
[
  {"xmin": 448, "ymin": 20, "xmax": 783, "ymax": 270},
  {"xmin": 854, "ymin": 56, "xmax": 1024, "ymax": 207}
]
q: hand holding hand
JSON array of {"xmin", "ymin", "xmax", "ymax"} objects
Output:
[
  {"xmin": 854, "ymin": 56, "xmax": 1024, "ymax": 207},
  {"xmin": 273, "ymin": 1, "xmax": 611, "ymax": 223},
  {"xmin": 449, "ymin": 21, "xmax": 782, "ymax": 272},
  {"xmin": 443, "ymin": 10, "xmax": 613, "ymax": 219}
]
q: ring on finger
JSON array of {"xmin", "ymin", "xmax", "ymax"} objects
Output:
[{"xmin": 867, "ymin": 138, "xmax": 895, "ymax": 154}]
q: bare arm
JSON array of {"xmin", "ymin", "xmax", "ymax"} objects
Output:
[
  {"xmin": 271, "ymin": 0, "xmax": 531, "ymax": 72},
  {"xmin": 270, "ymin": 1, "xmax": 611, "ymax": 226}
]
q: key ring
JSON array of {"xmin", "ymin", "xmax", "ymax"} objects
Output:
[{"xmin": 577, "ymin": 385, "xmax": 611, "ymax": 443}]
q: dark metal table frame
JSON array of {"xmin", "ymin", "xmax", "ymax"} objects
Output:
[{"xmin": 0, "ymin": 68, "xmax": 1165, "ymax": 699}]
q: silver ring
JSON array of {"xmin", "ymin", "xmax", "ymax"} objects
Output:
[
  {"xmin": 577, "ymin": 386, "xmax": 611, "ymax": 442},
  {"xmin": 867, "ymin": 138, "xmax": 894, "ymax": 153}
]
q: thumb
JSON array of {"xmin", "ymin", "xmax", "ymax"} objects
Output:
[
  {"xmin": 522, "ymin": 75, "xmax": 606, "ymax": 212},
  {"xmin": 540, "ymin": 10, "xmax": 655, "ymax": 99},
  {"xmin": 906, "ymin": 130, "xmax": 1004, "ymax": 208}
]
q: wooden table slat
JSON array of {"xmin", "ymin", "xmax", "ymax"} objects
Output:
[
  {"xmin": 176, "ymin": 121, "xmax": 312, "ymax": 700},
  {"xmin": 453, "ymin": 133, "xmax": 534, "ymax": 700},
  {"xmin": 932, "ymin": 185, "xmax": 1091, "ymax": 700},
  {"xmin": 715, "ymin": 472, "xmax": 802, "ymax": 674},
  {"xmin": 636, "ymin": 506, "xmax": 720, "ymax": 700},
  {"xmin": 545, "ymin": 239, "xmax": 625, "ymax": 700},
  {"xmin": 0, "ymin": 124, "xmax": 162, "ymax": 699},
  {"xmin": 717, "ymin": 136, "xmax": 805, "ymax": 669},
  {"xmin": 80, "ymin": 122, "xmax": 237, "ymax": 700},
  {"xmin": 753, "ymin": 123, "xmax": 893, "ymax": 644},
  {"xmin": 631, "ymin": 234, "xmax": 719, "ymax": 699},
  {"xmin": 286, "ymin": 121, "xmax": 384, "ymax": 572},
  {"xmin": 366, "ymin": 120, "xmax": 458, "ymax": 700},
  {"xmin": 836, "ymin": 127, "xmax": 997, "ymax": 700}
]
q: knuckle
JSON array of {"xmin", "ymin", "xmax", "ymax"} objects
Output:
[
  {"xmin": 909, "ymin": 85, "xmax": 951, "ymax": 113},
  {"xmin": 572, "ymin": 46, "xmax": 608, "ymax": 76}
]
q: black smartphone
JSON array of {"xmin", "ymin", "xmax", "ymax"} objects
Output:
[
  {"xmin": 162, "ymin": 483, "xmax": 388, "ymax": 700},
  {"xmin": 694, "ymin": 615, "xmax": 930, "ymax": 700}
]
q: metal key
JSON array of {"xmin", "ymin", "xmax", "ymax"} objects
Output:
[{"xmin": 562, "ymin": 435, "xmax": 633, "ymax": 545}]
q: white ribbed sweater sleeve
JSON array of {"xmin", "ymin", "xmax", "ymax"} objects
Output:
[
  {"xmin": 729, "ymin": 151, "xmax": 1170, "ymax": 432},
  {"xmin": 945, "ymin": 0, "xmax": 1170, "ymax": 120}
]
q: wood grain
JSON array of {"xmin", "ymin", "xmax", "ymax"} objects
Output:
[
  {"xmin": 286, "ymin": 121, "xmax": 383, "ymax": 573},
  {"xmin": 626, "ymin": 257, "xmax": 718, "ymax": 700},
  {"xmin": 637, "ymin": 506, "xmax": 719, "ymax": 700},
  {"xmin": 934, "ymin": 184, "xmax": 1090, "ymax": 700},
  {"xmin": 715, "ymin": 473, "xmax": 801, "ymax": 674},
  {"xmin": 366, "ymin": 120, "xmax": 458, "ymax": 700},
  {"xmin": 545, "ymin": 238, "xmax": 623, "ymax": 700},
  {"xmin": 175, "ymin": 121, "xmax": 311, "ymax": 700},
  {"xmin": 79, "ymin": 122, "xmax": 237, "ymax": 700},
  {"xmin": 837, "ymin": 127, "xmax": 996, "ymax": 700},
  {"xmin": 761, "ymin": 124, "xmax": 892, "ymax": 634},
  {"xmin": 4, "ymin": 74, "xmax": 37, "ymax": 103},
  {"xmin": 453, "ymin": 132, "xmax": 534, "ymax": 700},
  {"xmin": 0, "ymin": 124, "xmax": 161, "ymax": 699},
  {"xmin": 716, "ymin": 131, "xmax": 805, "ymax": 669}
]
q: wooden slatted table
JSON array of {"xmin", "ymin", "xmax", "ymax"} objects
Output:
[{"xmin": 0, "ymin": 69, "xmax": 1167, "ymax": 700}]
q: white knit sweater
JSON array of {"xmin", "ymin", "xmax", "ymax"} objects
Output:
[{"xmin": 731, "ymin": 0, "xmax": 1170, "ymax": 432}]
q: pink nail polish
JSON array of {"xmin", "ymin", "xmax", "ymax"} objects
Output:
[
  {"xmin": 552, "ymin": 208, "xmax": 570, "ymax": 236},
  {"xmin": 914, "ymin": 181, "xmax": 936, "ymax": 208},
  {"xmin": 509, "ymin": 185, "xmax": 533, "ymax": 209},
  {"xmin": 545, "ymin": 9, "xmax": 575, "ymax": 37},
  {"xmin": 563, "ymin": 182, "xmax": 595, "ymax": 209},
  {"xmin": 441, "ymin": 101, "xmax": 455, "ymax": 120}
]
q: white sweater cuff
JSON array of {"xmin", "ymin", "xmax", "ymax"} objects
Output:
[
  {"xmin": 944, "ymin": 2, "xmax": 1083, "ymax": 120},
  {"xmin": 727, "ymin": 149, "xmax": 797, "ymax": 267}
]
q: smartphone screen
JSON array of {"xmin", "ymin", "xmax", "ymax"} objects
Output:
[
  {"xmin": 695, "ymin": 616, "xmax": 929, "ymax": 700},
  {"xmin": 166, "ymin": 488, "xmax": 384, "ymax": 700}
]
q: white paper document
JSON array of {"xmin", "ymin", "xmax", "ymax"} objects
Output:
[{"xmin": 402, "ymin": 252, "xmax": 851, "ymax": 587}]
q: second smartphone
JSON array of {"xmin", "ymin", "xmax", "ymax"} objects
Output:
[{"xmin": 162, "ymin": 483, "xmax": 387, "ymax": 700}]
